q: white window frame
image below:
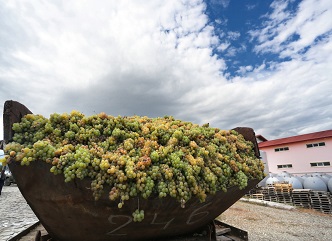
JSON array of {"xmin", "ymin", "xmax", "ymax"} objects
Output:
[
  {"xmin": 310, "ymin": 161, "xmax": 330, "ymax": 167},
  {"xmin": 306, "ymin": 142, "xmax": 325, "ymax": 148},
  {"xmin": 277, "ymin": 164, "xmax": 293, "ymax": 169},
  {"xmin": 274, "ymin": 147, "xmax": 289, "ymax": 152}
]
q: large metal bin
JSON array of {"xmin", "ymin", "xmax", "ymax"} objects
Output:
[{"xmin": 3, "ymin": 100, "xmax": 262, "ymax": 241}]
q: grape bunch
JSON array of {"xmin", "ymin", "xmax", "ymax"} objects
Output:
[
  {"xmin": 4, "ymin": 111, "xmax": 265, "ymax": 222},
  {"xmin": 132, "ymin": 209, "xmax": 144, "ymax": 222}
]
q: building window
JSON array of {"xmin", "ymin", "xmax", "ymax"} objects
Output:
[
  {"xmin": 274, "ymin": 147, "xmax": 289, "ymax": 152},
  {"xmin": 306, "ymin": 142, "xmax": 325, "ymax": 148},
  {"xmin": 310, "ymin": 162, "xmax": 330, "ymax": 167},
  {"xmin": 277, "ymin": 164, "xmax": 293, "ymax": 169}
]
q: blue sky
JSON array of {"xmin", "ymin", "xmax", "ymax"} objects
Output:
[
  {"xmin": 206, "ymin": 0, "xmax": 306, "ymax": 77},
  {"xmin": 0, "ymin": 0, "xmax": 331, "ymax": 140},
  {"xmin": 207, "ymin": 0, "xmax": 281, "ymax": 76}
]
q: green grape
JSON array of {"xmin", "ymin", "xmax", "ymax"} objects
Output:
[
  {"xmin": 4, "ymin": 111, "xmax": 265, "ymax": 223},
  {"xmin": 132, "ymin": 209, "xmax": 144, "ymax": 222}
]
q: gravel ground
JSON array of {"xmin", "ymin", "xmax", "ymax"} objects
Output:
[
  {"xmin": 1, "ymin": 185, "xmax": 332, "ymax": 241},
  {"xmin": 218, "ymin": 200, "xmax": 332, "ymax": 241}
]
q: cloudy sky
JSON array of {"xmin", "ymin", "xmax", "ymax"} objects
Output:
[{"xmin": 1, "ymin": 0, "xmax": 332, "ymax": 141}]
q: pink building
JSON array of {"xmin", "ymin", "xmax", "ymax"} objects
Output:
[{"xmin": 258, "ymin": 130, "xmax": 332, "ymax": 175}]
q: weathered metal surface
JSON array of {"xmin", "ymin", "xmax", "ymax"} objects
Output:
[
  {"xmin": 3, "ymin": 100, "xmax": 261, "ymax": 241},
  {"xmin": 3, "ymin": 100, "xmax": 32, "ymax": 144},
  {"xmin": 232, "ymin": 127, "xmax": 260, "ymax": 158},
  {"xmin": 8, "ymin": 159, "xmax": 258, "ymax": 241}
]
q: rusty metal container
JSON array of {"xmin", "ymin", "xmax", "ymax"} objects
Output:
[{"xmin": 3, "ymin": 100, "xmax": 262, "ymax": 241}]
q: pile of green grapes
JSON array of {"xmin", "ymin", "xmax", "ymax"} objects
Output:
[{"xmin": 4, "ymin": 111, "xmax": 264, "ymax": 221}]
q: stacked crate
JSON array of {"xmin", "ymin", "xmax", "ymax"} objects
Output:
[
  {"xmin": 250, "ymin": 193, "xmax": 264, "ymax": 200},
  {"xmin": 257, "ymin": 185, "xmax": 277, "ymax": 202},
  {"xmin": 245, "ymin": 188, "xmax": 257, "ymax": 198},
  {"xmin": 247, "ymin": 182, "xmax": 332, "ymax": 215},
  {"xmin": 309, "ymin": 191, "xmax": 332, "ymax": 214},
  {"xmin": 274, "ymin": 183, "xmax": 293, "ymax": 204},
  {"xmin": 292, "ymin": 189, "xmax": 311, "ymax": 208}
]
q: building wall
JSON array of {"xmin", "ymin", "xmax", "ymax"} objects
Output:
[{"xmin": 259, "ymin": 137, "xmax": 332, "ymax": 175}]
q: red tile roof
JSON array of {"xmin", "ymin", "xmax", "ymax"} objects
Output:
[{"xmin": 258, "ymin": 129, "xmax": 332, "ymax": 148}]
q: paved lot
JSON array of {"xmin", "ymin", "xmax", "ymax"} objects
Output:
[{"xmin": 0, "ymin": 185, "xmax": 38, "ymax": 241}]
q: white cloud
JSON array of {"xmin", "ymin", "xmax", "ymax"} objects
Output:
[
  {"xmin": 215, "ymin": 19, "xmax": 222, "ymax": 25},
  {"xmin": 210, "ymin": 0, "xmax": 230, "ymax": 8},
  {"xmin": 237, "ymin": 65, "xmax": 253, "ymax": 75},
  {"xmin": 217, "ymin": 42, "xmax": 230, "ymax": 51},
  {"xmin": 251, "ymin": 0, "xmax": 332, "ymax": 59},
  {"xmin": 224, "ymin": 43, "xmax": 246, "ymax": 57},
  {"xmin": 246, "ymin": 4, "xmax": 256, "ymax": 11},
  {"xmin": 0, "ymin": 0, "xmax": 225, "ymax": 136},
  {"xmin": 225, "ymin": 46, "xmax": 237, "ymax": 57},
  {"xmin": 0, "ymin": 0, "xmax": 332, "ymax": 142},
  {"xmin": 227, "ymin": 31, "xmax": 241, "ymax": 40}
]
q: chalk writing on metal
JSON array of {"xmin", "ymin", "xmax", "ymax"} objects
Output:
[
  {"xmin": 151, "ymin": 213, "xmax": 175, "ymax": 230},
  {"xmin": 186, "ymin": 202, "xmax": 211, "ymax": 225},
  {"xmin": 107, "ymin": 215, "xmax": 132, "ymax": 236},
  {"xmin": 107, "ymin": 202, "xmax": 212, "ymax": 235}
]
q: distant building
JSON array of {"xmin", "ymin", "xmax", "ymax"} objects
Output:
[
  {"xmin": 257, "ymin": 130, "xmax": 332, "ymax": 175},
  {"xmin": 256, "ymin": 135, "xmax": 268, "ymax": 143}
]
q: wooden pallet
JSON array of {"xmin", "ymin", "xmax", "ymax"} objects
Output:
[
  {"xmin": 311, "ymin": 205, "xmax": 332, "ymax": 214},
  {"xmin": 258, "ymin": 187, "xmax": 275, "ymax": 195},
  {"xmin": 276, "ymin": 194, "xmax": 293, "ymax": 204},
  {"xmin": 292, "ymin": 189, "xmax": 311, "ymax": 208},
  {"xmin": 310, "ymin": 191, "xmax": 331, "ymax": 199},
  {"xmin": 254, "ymin": 187, "xmax": 276, "ymax": 202},
  {"xmin": 249, "ymin": 186, "xmax": 332, "ymax": 214},
  {"xmin": 310, "ymin": 198, "xmax": 332, "ymax": 204},
  {"xmin": 251, "ymin": 194, "xmax": 264, "ymax": 200},
  {"xmin": 272, "ymin": 184, "xmax": 293, "ymax": 204},
  {"xmin": 274, "ymin": 183, "xmax": 293, "ymax": 194},
  {"xmin": 265, "ymin": 196, "xmax": 278, "ymax": 202},
  {"xmin": 245, "ymin": 189, "xmax": 257, "ymax": 198},
  {"xmin": 309, "ymin": 191, "xmax": 332, "ymax": 214}
]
